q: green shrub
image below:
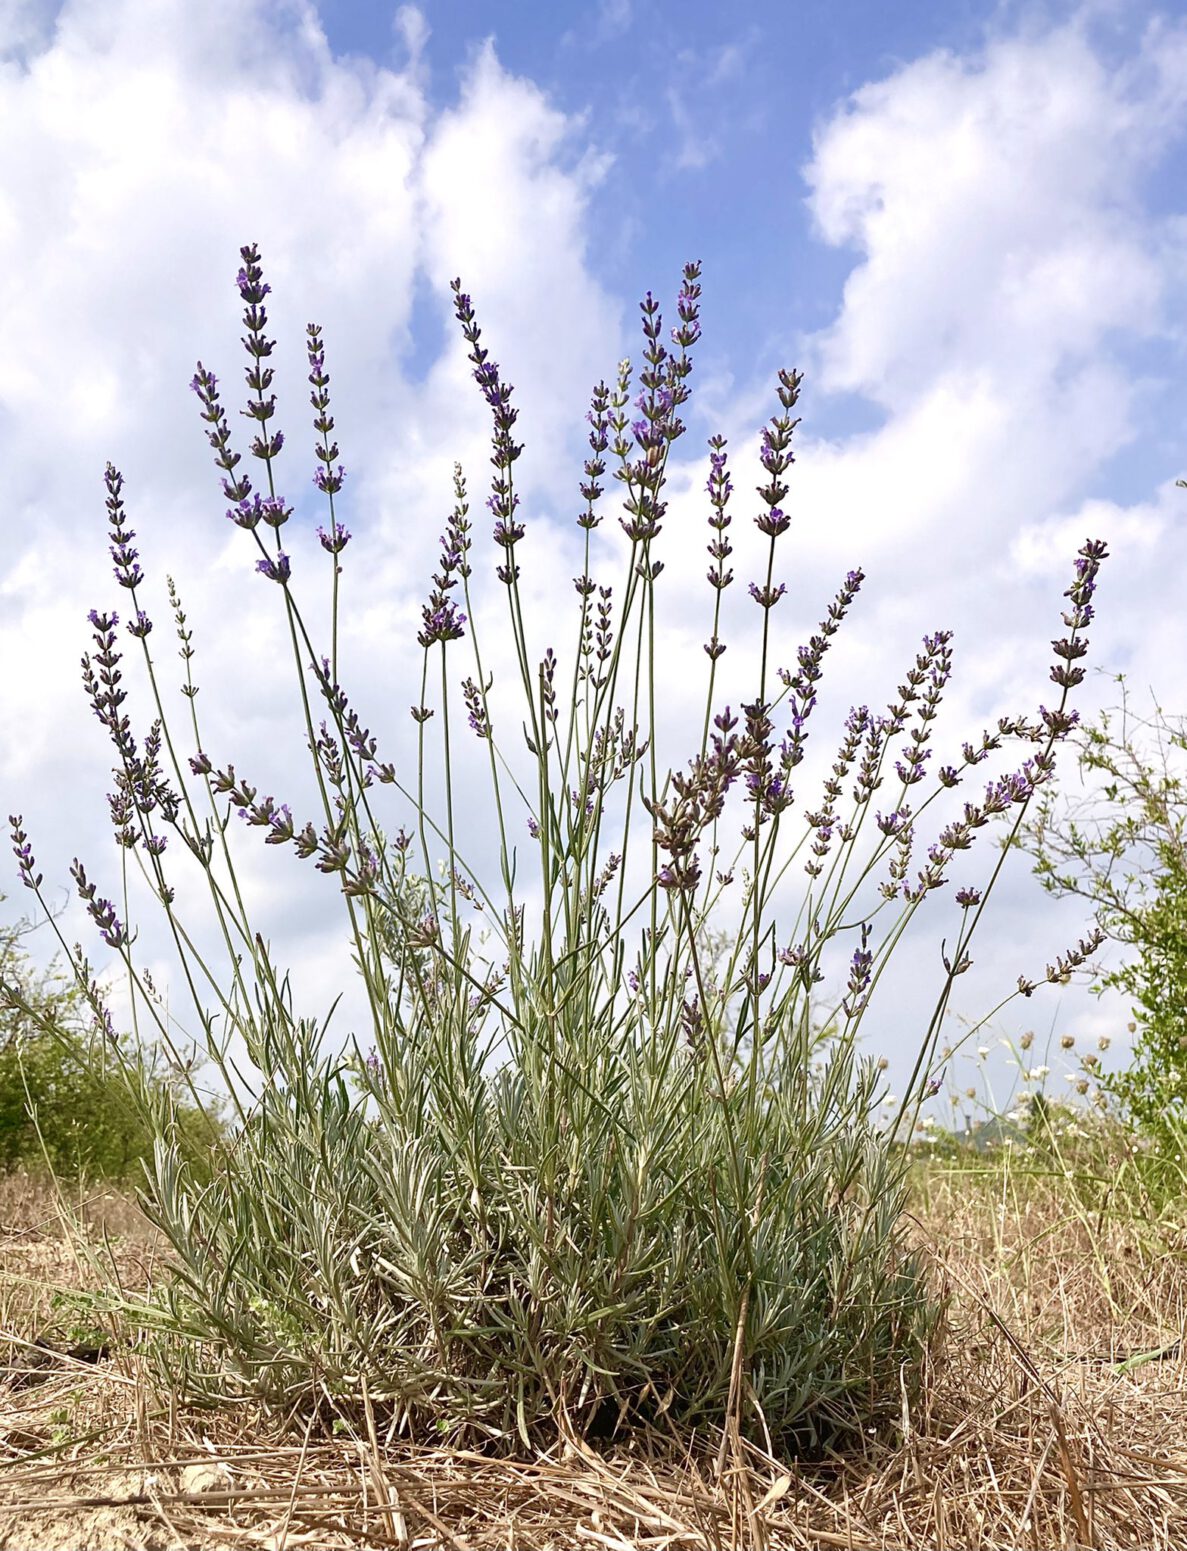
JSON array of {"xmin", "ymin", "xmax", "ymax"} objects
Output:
[
  {"xmin": 1021, "ymin": 668, "xmax": 1187, "ymax": 1159},
  {"xmin": 0, "ymin": 894, "xmax": 225, "ymax": 1182},
  {"xmin": 8, "ymin": 246, "xmax": 1110, "ymax": 1457}
]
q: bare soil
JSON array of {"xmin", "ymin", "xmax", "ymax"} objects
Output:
[{"xmin": 2, "ymin": 1163, "xmax": 1186, "ymax": 1549}]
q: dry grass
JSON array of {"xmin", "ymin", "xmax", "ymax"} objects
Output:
[{"xmin": 1, "ymin": 1154, "xmax": 1185, "ymax": 1550}]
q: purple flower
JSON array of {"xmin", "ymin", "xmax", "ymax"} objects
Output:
[
  {"xmin": 259, "ymin": 492, "xmax": 292, "ymax": 527},
  {"xmin": 314, "ymin": 464, "xmax": 347, "ymax": 496},
  {"xmin": 105, "ymin": 465, "xmax": 145, "ymax": 591},
  {"xmin": 418, "ymin": 479, "xmax": 472, "ymax": 646},
  {"xmin": 578, "ymin": 382, "xmax": 610, "ymax": 530},
  {"xmin": 955, "ymin": 886, "xmax": 982, "ymax": 908},
  {"xmin": 70, "ymin": 858, "xmax": 130, "ymax": 950},
  {"xmin": 673, "ymin": 263, "xmax": 702, "ymax": 349},
  {"xmin": 452, "ymin": 280, "xmax": 523, "ymax": 554},
  {"xmin": 754, "ymin": 384, "xmax": 801, "ymax": 527},
  {"xmin": 1050, "ymin": 540, "xmax": 1108, "ymax": 689},
  {"xmin": 749, "ymin": 580, "xmax": 787, "ymax": 610},
  {"xmin": 1039, "ymin": 703, "xmax": 1080, "ymax": 736},
  {"xmin": 236, "ymin": 262, "xmax": 271, "ymax": 305},
  {"xmin": 656, "ymin": 858, "xmax": 702, "ymax": 892},
  {"xmin": 755, "ymin": 506, "xmax": 791, "ymax": 539},
  {"xmin": 228, "ymin": 493, "xmax": 291, "ymax": 530},
  {"xmin": 9, "ymin": 816, "xmax": 41, "ymax": 891},
  {"xmin": 317, "ymin": 522, "xmax": 352, "ymax": 554},
  {"xmin": 492, "ymin": 514, "xmax": 526, "ymax": 548},
  {"xmin": 250, "ymin": 427, "xmax": 284, "ymax": 461},
  {"xmin": 306, "ymin": 321, "xmax": 348, "ymax": 500},
  {"xmin": 192, "ymin": 360, "xmax": 252, "ymax": 506},
  {"xmin": 463, "ymin": 677, "xmax": 490, "ymax": 739},
  {"xmin": 895, "ymin": 747, "xmax": 932, "ymax": 786},
  {"xmin": 256, "ymin": 552, "xmax": 291, "ymax": 584},
  {"xmin": 418, "ymin": 599, "xmax": 466, "ymax": 646},
  {"xmin": 842, "ymin": 923, "xmax": 874, "ymax": 1016},
  {"xmin": 81, "ymin": 609, "xmax": 141, "ymax": 766},
  {"xmin": 236, "ymin": 245, "xmax": 284, "ymax": 469}
]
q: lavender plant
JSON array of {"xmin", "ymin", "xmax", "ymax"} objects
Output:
[{"xmin": 5, "ymin": 244, "xmax": 1109, "ymax": 1457}]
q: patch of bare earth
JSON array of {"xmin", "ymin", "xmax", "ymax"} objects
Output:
[{"xmin": 2, "ymin": 1163, "xmax": 1186, "ymax": 1549}]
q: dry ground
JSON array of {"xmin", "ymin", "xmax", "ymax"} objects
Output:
[{"xmin": 1, "ymin": 1159, "xmax": 1186, "ymax": 1550}]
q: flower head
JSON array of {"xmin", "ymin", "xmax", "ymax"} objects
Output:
[
  {"xmin": 418, "ymin": 472, "xmax": 471, "ymax": 647},
  {"xmin": 256, "ymin": 551, "xmax": 291, "ymax": 584}
]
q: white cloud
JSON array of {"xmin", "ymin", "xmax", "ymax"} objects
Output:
[
  {"xmin": 769, "ymin": 13, "xmax": 1187, "ymax": 1061},
  {"xmin": 790, "ymin": 15, "xmax": 1187, "ymax": 713},
  {"xmin": 0, "ymin": 0, "xmax": 625, "ymax": 1071},
  {"xmin": 804, "ymin": 21, "xmax": 1186, "ymax": 404},
  {"xmin": 661, "ymin": 33, "xmax": 763, "ymax": 173}
]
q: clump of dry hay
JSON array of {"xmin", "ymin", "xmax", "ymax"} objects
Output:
[{"xmin": 2, "ymin": 1156, "xmax": 1185, "ymax": 1550}]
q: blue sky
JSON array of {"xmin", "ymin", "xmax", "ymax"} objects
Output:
[
  {"xmin": 316, "ymin": 0, "xmax": 1187, "ymax": 453},
  {"xmin": 0, "ymin": 0, "xmax": 1184, "ymax": 1117}
]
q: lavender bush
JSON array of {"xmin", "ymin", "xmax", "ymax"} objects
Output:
[{"xmin": 5, "ymin": 244, "xmax": 1109, "ymax": 1456}]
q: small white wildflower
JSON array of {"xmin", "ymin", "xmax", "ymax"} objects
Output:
[
  {"xmin": 881, "ymin": 1093, "xmax": 898, "ymax": 1108},
  {"xmin": 1097, "ymin": 1036, "xmax": 1110, "ymax": 1051},
  {"xmin": 977, "ymin": 1045, "xmax": 989, "ymax": 1058},
  {"xmin": 1029, "ymin": 1065, "xmax": 1050, "ymax": 1080}
]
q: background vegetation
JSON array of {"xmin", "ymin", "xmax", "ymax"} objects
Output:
[{"xmin": 0, "ymin": 893, "xmax": 224, "ymax": 1183}]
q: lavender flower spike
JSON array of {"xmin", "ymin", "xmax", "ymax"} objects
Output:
[
  {"xmin": 9, "ymin": 815, "xmax": 41, "ymax": 890},
  {"xmin": 105, "ymin": 464, "xmax": 144, "ymax": 591},
  {"xmin": 418, "ymin": 475, "xmax": 472, "ymax": 646}
]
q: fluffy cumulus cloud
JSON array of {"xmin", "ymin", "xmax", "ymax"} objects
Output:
[
  {"xmin": 0, "ymin": 0, "xmax": 623, "ymax": 1066},
  {"xmin": 806, "ymin": 26, "xmax": 1183, "ymax": 400},
  {"xmin": 781, "ymin": 14, "xmax": 1187, "ymax": 1064},
  {"xmin": 797, "ymin": 18, "xmax": 1186, "ymax": 565},
  {"xmin": 799, "ymin": 19, "xmax": 1186, "ymax": 588}
]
